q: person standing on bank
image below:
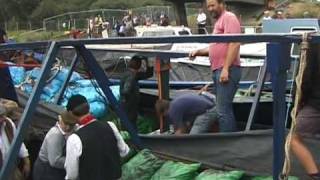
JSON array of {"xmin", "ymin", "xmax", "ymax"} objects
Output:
[
  {"xmin": 0, "ymin": 27, "xmax": 7, "ymax": 44},
  {"xmin": 33, "ymin": 111, "xmax": 78, "ymax": 180},
  {"xmin": 189, "ymin": 0, "xmax": 241, "ymax": 132},
  {"xmin": 64, "ymin": 95, "xmax": 129, "ymax": 180}
]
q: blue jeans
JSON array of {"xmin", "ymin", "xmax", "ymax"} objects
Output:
[
  {"xmin": 212, "ymin": 66, "xmax": 241, "ymax": 132},
  {"xmin": 190, "ymin": 106, "xmax": 220, "ymax": 134}
]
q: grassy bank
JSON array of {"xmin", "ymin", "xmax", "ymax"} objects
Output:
[{"xmin": 8, "ymin": 31, "xmax": 67, "ymax": 43}]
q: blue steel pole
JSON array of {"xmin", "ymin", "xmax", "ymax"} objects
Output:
[
  {"xmin": 0, "ymin": 41, "xmax": 59, "ymax": 180},
  {"xmin": 267, "ymin": 43, "xmax": 291, "ymax": 179},
  {"xmin": 75, "ymin": 45, "xmax": 143, "ymax": 148}
]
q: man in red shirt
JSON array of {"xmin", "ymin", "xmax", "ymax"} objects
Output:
[{"xmin": 189, "ymin": 0, "xmax": 241, "ymax": 132}]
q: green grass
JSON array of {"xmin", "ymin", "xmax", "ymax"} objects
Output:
[{"xmin": 8, "ymin": 31, "xmax": 67, "ymax": 43}]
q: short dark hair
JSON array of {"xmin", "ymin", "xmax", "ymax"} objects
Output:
[
  {"xmin": 128, "ymin": 55, "xmax": 147, "ymax": 70},
  {"xmin": 128, "ymin": 59, "xmax": 141, "ymax": 70},
  {"xmin": 209, "ymin": 0, "xmax": 225, "ymax": 4},
  {"xmin": 66, "ymin": 95, "xmax": 90, "ymax": 117},
  {"xmin": 155, "ymin": 99, "xmax": 170, "ymax": 115}
]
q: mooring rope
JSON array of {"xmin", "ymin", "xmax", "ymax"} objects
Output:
[{"xmin": 281, "ymin": 33, "xmax": 310, "ymax": 179}]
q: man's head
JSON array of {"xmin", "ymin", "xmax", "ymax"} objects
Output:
[
  {"xmin": 206, "ymin": 0, "xmax": 225, "ymax": 18},
  {"xmin": 129, "ymin": 55, "xmax": 147, "ymax": 70},
  {"xmin": 276, "ymin": 10, "xmax": 285, "ymax": 19},
  {"xmin": 66, "ymin": 95, "xmax": 90, "ymax": 121},
  {"xmin": 59, "ymin": 110, "xmax": 78, "ymax": 132},
  {"xmin": 155, "ymin": 99, "xmax": 170, "ymax": 117}
]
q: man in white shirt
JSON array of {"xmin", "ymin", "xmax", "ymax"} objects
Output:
[
  {"xmin": 64, "ymin": 95, "xmax": 129, "ymax": 180},
  {"xmin": 197, "ymin": 9, "xmax": 207, "ymax": 34}
]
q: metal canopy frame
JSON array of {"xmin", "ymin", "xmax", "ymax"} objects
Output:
[{"xmin": 1, "ymin": 34, "xmax": 320, "ymax": 180}]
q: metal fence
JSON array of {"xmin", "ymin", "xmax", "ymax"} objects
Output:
[
  {"xmin": 0, "ymin": 21, "xmax": 43, "ymax": 32},
  {"xmin": 42, "ymin": 6, "xmax": 200, "ymax": 32},
  {"xmin": 131, "ymin": 6, "xmax": 175, "ymax": 25},
  {"xmin": 43, "ymin": 9, "xmax": 128, "ymax": 31}
]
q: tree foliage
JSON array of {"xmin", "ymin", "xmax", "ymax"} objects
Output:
[{"xmin": 1, "ymin": 0, "xmax": 165, "ymax": 23}]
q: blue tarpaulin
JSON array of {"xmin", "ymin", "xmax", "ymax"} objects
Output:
[{"xmin": 9, "ymin": 65, "xmax": 120, "ymax": 118}]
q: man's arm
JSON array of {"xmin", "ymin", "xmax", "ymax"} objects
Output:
[
  {"xmin": 8, "ymin": 117, "xmax": 30, "ymax": 178},
  {"xmin": 21, "ymin": 156, "xmax": 30, "ymax": 178},
  {"xmin": 19, "ymin": 143, "xmax": 30, "ymax": 177},
  {"xmin": 170, "ymin": 110, "xmax": 187, "ymax": 134},
  {"xmin": 65, "ymin": 134, "xmax": 82, "ymax": 180},
  {"xmin": 189, "ymin": 47, "xmax": 209, "ymax": 60},
  {"xmin": 198, "ymin": 83, "xmax": 213, "ymax": 94},
  {"xmin": 107, "ymin": 122, "xmax": 130, "ymax": 157},
  {"xmin": 219, "ymin": 42, "xmax": 240, "ymax": 83},
  {"xmin": 220, "ymin": 14, "xmax": 241, "ymax": 83},
  {"xmin": 224, "ymin": 43, "xmax": 240, "ymax": 70}
]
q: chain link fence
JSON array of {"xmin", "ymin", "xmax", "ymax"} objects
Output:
[
  {"xmin": 43, "ymin": 9, "xmax": 128, "ymax": 31},
  {"xmin": 1, "ymin": 6, "xmax": 200, "ymax": 33},
  {"xmin": 42, "ymin": 6, "xmax": 200, "ymax": 32},
  {"xmin": 0, "ymin": 21, "xmax": 43, "ymax": 32},
  {"xmin": 131, "ymin": 6, "xmax": 175, "ymax": 25}
]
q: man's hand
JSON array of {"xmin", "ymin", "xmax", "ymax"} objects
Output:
[
  {"xmin": 219, "ymin": 68, "xmax": 229, "ymax": 83},
  {"xmin": 198, "ymin": 83, "xmax": 211, "ymax": 94},
  {"xmin": 189, "ymin": 50, "xmax": 198, "ymax": 61},
  {"xmin": 22, "ymin": 157, "xmax": 31, "ymax": 178}
]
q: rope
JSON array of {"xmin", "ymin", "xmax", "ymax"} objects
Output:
[
  {"xmin": 281, "ymin": 33, "xmax": 310, "ymax": 179},
  {"xmin": 285, "ymin": 57, "xmax": 300, "ymax": 127}
]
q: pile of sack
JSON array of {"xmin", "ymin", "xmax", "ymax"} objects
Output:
[{"xmin": 9, "ymin": 66, "xmax": 120, "ymax": 118}]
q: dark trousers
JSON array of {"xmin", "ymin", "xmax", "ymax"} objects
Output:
[
  {"xmin": 33, "ymin": 158, "xmax": 65, "ymax": 180},
  {"xmin": 122, "ymin": 102, "xmax": 138, "ymax": 131}
]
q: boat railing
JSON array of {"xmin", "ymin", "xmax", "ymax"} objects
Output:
[
  {"xmin": 190, "ymin": 25, "xmax": 262, "ymax": 35},
  {"xmin": 1, "ymin": 33, "xmax": 320, "ymax": 180}
]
